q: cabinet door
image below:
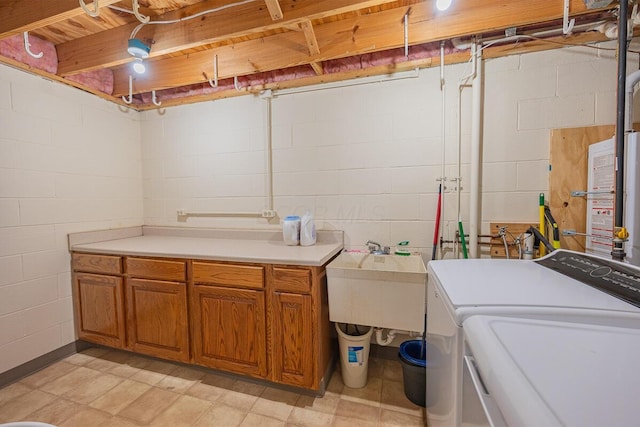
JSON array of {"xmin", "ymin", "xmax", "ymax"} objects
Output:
[
  {"xmin": 126, "ymin": 278, "xmax": 189, "ymax": 362},
  {"xmin": 191, "ymin": 285, "xmax": 267, "ymax": 378},
  {"xmin": 73, "ymin": 272, "xmax": 126, "ymax": 348},
  {"xmin": 271, "ymin": 292, "xmax": 314, "ymax": 388}
]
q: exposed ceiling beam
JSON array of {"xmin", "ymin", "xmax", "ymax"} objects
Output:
[
  {"xmin": 265, "ymin": 0, "xmax": 283, "ymax": 20},
  {"xmin": 56, "ymin": 0, "xmax": 401, "ymax": 76},
  {"xmin": 112, "ymin": 0, "xmax": 611, "ymax": 96},
  {"xmin": 310, "ymin": 62, "xmax": 324, "ymax": 75},
  {"xmin": 0, "ymin": 0, "xmax": 122, "ymax": 38},
  {"xmin": 300, "ymin": 20, "xmax": 320, "ymax": 56},
  {"xmin": 135, "ymin": 30, "xmax": 613, "ymax": 111}
]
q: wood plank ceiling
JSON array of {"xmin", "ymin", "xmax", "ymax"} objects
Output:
[{"xmin": 0, "ymin": 0, "xmax": 620, "ymax": 110}]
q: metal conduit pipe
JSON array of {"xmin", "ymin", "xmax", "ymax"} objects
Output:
[{"xmin": 614, "ymin": 0, "xmax": 629, "ymax": 261}]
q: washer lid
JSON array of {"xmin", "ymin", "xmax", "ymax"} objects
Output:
[
  {"xmin": 428, "ymin": 250, "xmax": 640, "ymax": 313},
  {"xmin": 464, "ymin": 315, "xmax": 640, "ymax": 427}
]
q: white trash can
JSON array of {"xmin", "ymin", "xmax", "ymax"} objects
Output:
[{"xmin": 335, "ymin": 323, "xmax": 373, "ymax": 388}]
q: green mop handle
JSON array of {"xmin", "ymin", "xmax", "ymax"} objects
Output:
[{"xmin": 458, "ymin": 220, "xmax": 468, "ymax": 259}]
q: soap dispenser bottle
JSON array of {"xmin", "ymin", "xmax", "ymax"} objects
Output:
[{"xmin": 300, "ymin": 210, "xmax": 316, "ymax": 246}]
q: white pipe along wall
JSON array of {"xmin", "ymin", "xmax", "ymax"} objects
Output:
[{"xmin": 469, "ymin": 42, "xmax": 483, "ymax": 258}]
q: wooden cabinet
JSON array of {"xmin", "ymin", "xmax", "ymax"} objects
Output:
[
  {"xmin": 269, "ymin": 266, "xmax": 332, "ymax": 390},
  {"xmin": 72, "ymin": 254, "xmax": 126, "ymax": 348},
  {"xmin": 72, "ymin": 251, "xmax": 333, "ymax": 391},
  {"xmin": 191, "ymin": 261, "xmax": 267, "ymax": 377},
  {"xmin": 125, "ymin": 258, "xmax": 189, "ymax": 362},
  {"xmin": 191, "ymin": 285, "xmax": 267, "ymax": 377},
  {"xmin": 271, "ymin": 291, "xmax": 313, "ymax": 387}
]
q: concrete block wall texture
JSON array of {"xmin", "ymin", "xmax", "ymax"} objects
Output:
[
  {"xmin": 1, "ymin": 40, "xmax": 640, "ymax": 374},
  {"xmin": 140, "ymin": 41, "xmax": 640, "ymax": 253},
  {"xmin": 0, "ymin": 65, "xmax": 143, "ymax": 374}
]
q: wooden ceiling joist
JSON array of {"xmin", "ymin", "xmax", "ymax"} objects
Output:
[
  {"xmin": 0, "ymin": 0, "xmax": 122, "ymax": 38},
  {"xmin": 111, "ymin": 0, "xmax": 610, "ymax": 96},
  {"xmin": 300, "ymin": 20, "xmax": 320, "ymax": 56},
  {"xmin": 56, "ymin": 0, "xmax": 401, "ymax": 76},
  {"xmin": 265, "ymin": 0, "xmax": 283, "ymax": 20}
]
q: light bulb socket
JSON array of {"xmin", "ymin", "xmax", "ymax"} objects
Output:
[{"xmin": 127, "ymin": 38, "xmax": 151, "ymax": 58}]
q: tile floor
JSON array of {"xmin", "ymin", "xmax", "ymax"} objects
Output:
[{"xmin": 0, "ymin": 347, "xmax": 426, "ymax": 426}]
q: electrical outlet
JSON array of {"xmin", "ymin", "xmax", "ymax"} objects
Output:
[
  {"xmin": 177, "ymin": 209, "xmax": 186, "ymax": 216},
  {"xmin": 262, "ymin": 209, "xmax": 276, "ymax": 218}
]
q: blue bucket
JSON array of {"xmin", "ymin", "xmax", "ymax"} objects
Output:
[{"xmin": 398, "ymin": 340, "xmax": 427, "ymax": 407}]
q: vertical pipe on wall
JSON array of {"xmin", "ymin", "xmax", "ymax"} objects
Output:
[
  {"xmin": 614, "ymin": 0, "xmax": 628, "ymax": 261},
  {"xmin": 469, "ymin": 42, "xmax": 483, "ymax": 258},
  {"xmin": 263, "ymin": 91, "xmax": 274, "ymax": 211},
  {"xmin": 439, "ymin": 41, "xmax": 446, "ymax": 259}
]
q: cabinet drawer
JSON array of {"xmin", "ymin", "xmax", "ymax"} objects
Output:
[
  {"xmin": 72, "ymin": 253, "xmax": 122, "ymax": 275},
  {"xmin": 193, "ymin": 262, "xmax": 264, "ymax": 289},
  {"xmin": 272, "ymin": 267, "xmax": 311, "ymax": 293},
  {"xmin": 126, "ymin": 258, "xmax": 186, "ymax": 282}
]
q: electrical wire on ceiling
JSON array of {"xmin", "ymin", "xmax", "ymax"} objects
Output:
[{"xmin": 126, "ymin": 0, "xmax": 257, "ymax": 40}]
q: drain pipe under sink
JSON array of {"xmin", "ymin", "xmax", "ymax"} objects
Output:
[{"xmin": 374, "ymin": 328, "xmax": 402, "ymax": 346}]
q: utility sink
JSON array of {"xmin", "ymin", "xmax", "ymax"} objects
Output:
[{"xmin": 326, "ymin": 252, "xmax": 427, "ymax": 332}]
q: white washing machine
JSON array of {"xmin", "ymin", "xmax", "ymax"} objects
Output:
[
  {"xmin": 425, "ymin": 249, "xmax": 640, "ymax": 427},
  {"xmin": 463, "ymin": 315, "xmax": 640, "ymax": 426}
]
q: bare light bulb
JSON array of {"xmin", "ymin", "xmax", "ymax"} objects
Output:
[
  {"xmin": 436, "ymin": 0, "xmax": 452, "ymax": 11},
  {"xmin": 132, "ymin": 58, "xmax": 146, "ymax": 74}
]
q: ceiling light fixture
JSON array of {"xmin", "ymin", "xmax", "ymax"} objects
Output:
[
  {"xmin": 132, "ymin": 58, "xmax": 146, "ymax": 74},
  {"xmin": 436, "ymin": 0, "xmax": 452, "ymax": 11},
  {"xmin": 127, "ymin": 38, "xmax": 151, "ymax": 58},
  {"xmin": 127, "ymin": 38, "xmax": 150, "ymax": 74}
]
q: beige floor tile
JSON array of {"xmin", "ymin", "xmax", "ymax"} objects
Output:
[
  {"xmin": 335, "ymin": 399, "xmax": 381, "ymax": 422},
  {"xmin": 149, "ymin": 394, "xmax": 213, "ymax": 427},
  {"xmin": 193, "ymin": 402, "xmax": 247, "ymax": 427},
  {"xmin": 39, "ymin": 366, "xmax": 101, "ymax": 397},
  {"xmin": 325, "ymin": 371, "xmax": 344, "ymax": 394},
  {"xmin": 98, "ymin": 416, "xmax": 145, "ymax": 427},
  {"xmin": 0, "ymin": 389, "xmax": 58, "ymax": 422},
  {"xmin": 156, "ymin": 365, "xmax": 205, "ymax": 394},
  {"xmin": 118, "ymin": 387, "xmax": 180, "ymax": 425},
  {"xmin": 89, "ymin": 379, "xmax": 152, "ymax": 415},
  {"xmin": 220, "ymin": 389, "xmax": 260, "ymax": 411},
  {"xmin": 379, "ymin": 407, "xmax": 426, "ymax": 426},
  {"xmin": 19, "ymin": 361, "xmax": 77, "ymax": 389},
  {"xmin": 240, "ymin": 412, "xmax": 286, "ymax": 427},
  {"xmin": 0, "ymin": 382, "xmax": 33, "ymax": 406},
  {"xmin": 294, "ymin": 392, "xmax": 340, "ymax": 415},
  {"xmin": 26, "ymin": 397, "xmax": 82, "ymax": 425},
  {"xmin": 63, "ymin": 372, "xmax": 123, "ymax": 404},
  {"xmin": 286, "ymin": 406, "xmax": 334, "ymax": 427},
  {"xmin": 260, "ymin": 387, "xmax": 300, "ymax": 406},
  {"xmin": 198, "ymin": 372, "xmax": 237, "ymax": 390},
  {"xmin": 232, "ymin": 379, "xmax": 266, "ymax": 397},
  {"xmin": 185, "ymin": 381, "xmax": 227, "ymax": 403},
  {"xmin": 332, "ymin": 414, "xmax": 379, "ymax": 427},
  {"xmin": 106, "ymin": 354, "xmax": 150, "ymax": 379},
  {"xmin": 367, "ymin": 357, "xmax": 385, "ymax": 379},
  {"xmin": 85, "ymin": 349, "xmax": 135, "ymax": 373},
  {"xmin": 382, "ymin": 360, "xmax": 403, "ymax": 382},
  {"xmin": 58, "ymin": 406, "xmax": 111, "ymax": 427},
  {"xmin": 129, "ymin": 359, "xmax": 178, "ymax": 386},
  {"xmin": 340, "ymin": 376, "xmax": 383, "ymax": 405},
  {"xmin": 251, "ymin": 397, "xmax": 294, "ymax": 421},
  {"xmin": 380, "ymin": 379, "xmax": 423, "ymax": 417},
  {"xmin": 64, "ymin": 347, "xmax": 110, "ymax": 366}
]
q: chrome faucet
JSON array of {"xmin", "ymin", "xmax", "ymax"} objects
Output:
[{"xmin": 366, "ymin": 240, "xmax": 390, "ymax": 255}]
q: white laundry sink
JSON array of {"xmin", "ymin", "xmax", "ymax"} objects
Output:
[{"xmin": 326, "ymin": 252, "xmax": 427, "ymax": 332}]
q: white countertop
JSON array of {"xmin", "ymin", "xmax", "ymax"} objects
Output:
[{"xmin": 70, "ymin": 226, "xmax": 344, "ymax": 266}]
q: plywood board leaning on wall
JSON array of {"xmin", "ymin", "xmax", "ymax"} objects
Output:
[{"xmin": 549, "ymin": 125, "xmax": 616, "ymax": 252}]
